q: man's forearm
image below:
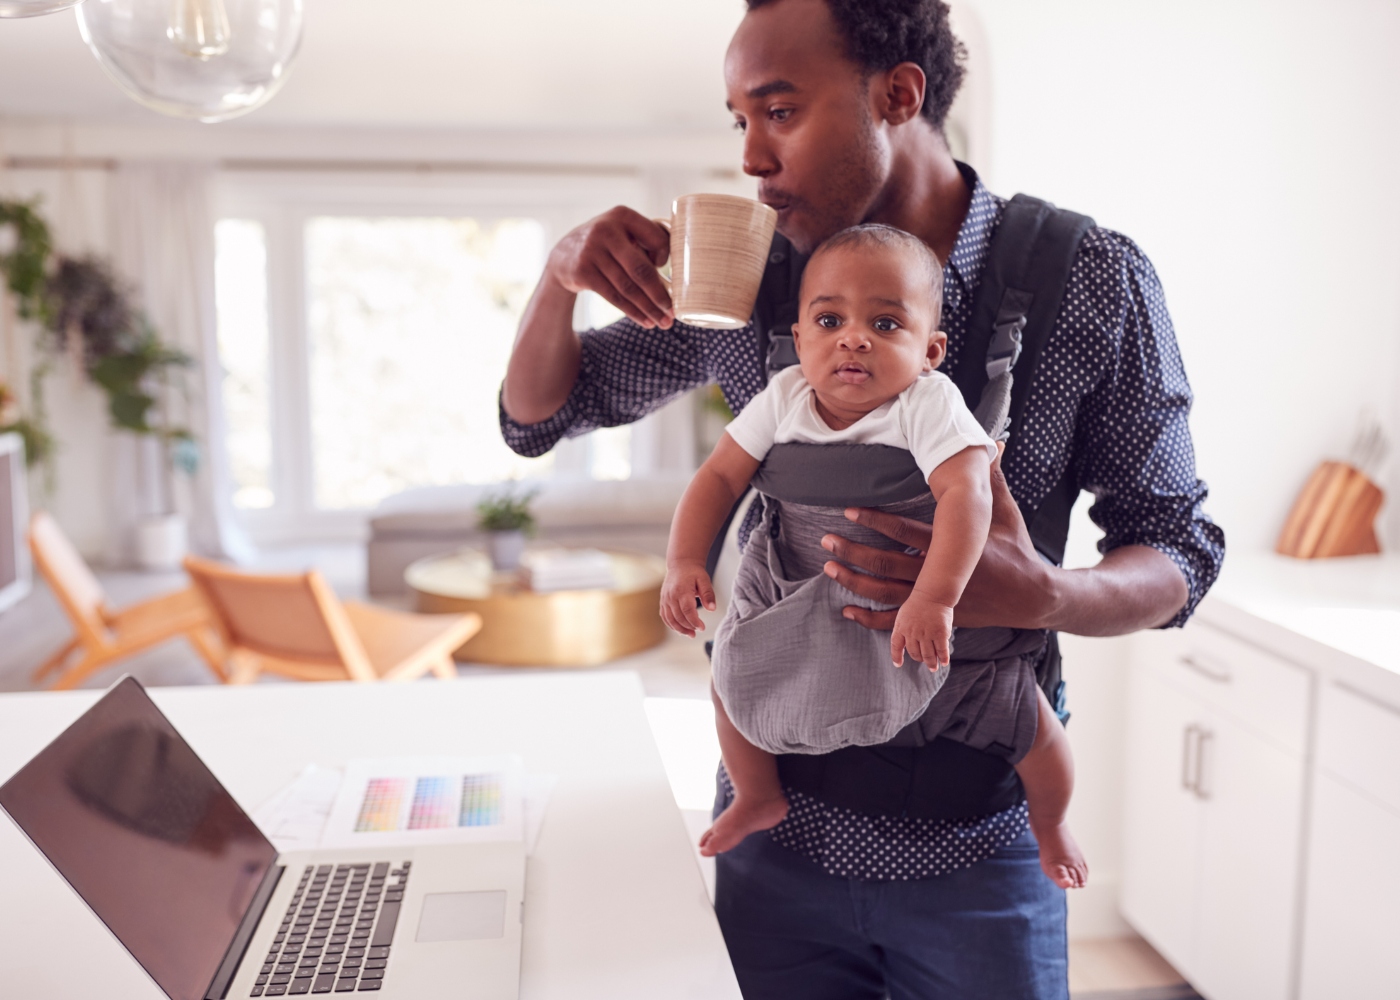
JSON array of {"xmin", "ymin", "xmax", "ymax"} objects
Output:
[
  {"xmin": 1041, "ymin": 544, "xmax": 1188, "ymax": 636},
  {"xmin": 502, "ymin": 277, "xmax": 581, "ymax": 426}
]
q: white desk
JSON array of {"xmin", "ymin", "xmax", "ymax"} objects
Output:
[{"xmin": 0, "ymin": 672, "xmax": 741, "ymax": 1000}]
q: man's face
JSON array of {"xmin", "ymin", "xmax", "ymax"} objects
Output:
[
  {"xmin": 792, "ymin": 242, "xmax": 946, "ymax": 423},
  {"xmin": 724, "ymin": 0, "xmax": 889, "ymax": 255}
]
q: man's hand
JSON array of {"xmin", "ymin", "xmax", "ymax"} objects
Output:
[
  {"xmin": 504, "ymin": 206, "xmax": 675, "ymax": 426},
  {"xmin": 547, "ymin": 207, "xmax": 674, "ymax": 329},
  {"xmin": 822, "ymin": 445, "xmax": 1056, "ymax": 631},
  {"xmin": 660, "ymin": 560, "xmax": 717, "ymax": 639}
]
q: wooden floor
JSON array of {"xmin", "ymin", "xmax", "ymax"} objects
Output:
[
  {"xmin": 0, "ymin": 548, "xmax": 1189, "ymax": 996},
  {"xmin": 1069, "ymin": 937, "xmax": 1190, "ymax": 996}
]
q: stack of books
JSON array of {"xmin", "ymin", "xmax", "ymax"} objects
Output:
[{"xmin": 522, "ymin": 548, "xmax": 617, "ymax": 593}]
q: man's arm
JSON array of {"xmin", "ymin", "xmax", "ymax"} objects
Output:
[
  {"xmin": 500, "ymin": 208, "xmax": 732, "ymax": 459},
  {"xmin": 825, "ymin": 450, "xmax": 1189, "ymax": 636},
  {"xmin": 502, "ymin": 207, "xmax": 674, "ymax": 427}
]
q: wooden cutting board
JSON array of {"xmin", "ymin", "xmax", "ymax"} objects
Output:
[{"xmin": 1276, "ymin": 461, "xmax": 1383, "ymax": 559}]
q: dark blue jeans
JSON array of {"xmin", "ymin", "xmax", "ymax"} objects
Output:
[{"xmin": 713, "ymin": 820, "xmax": 1069, "ymax": 999}]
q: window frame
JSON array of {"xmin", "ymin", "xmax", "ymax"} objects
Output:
[{"xmin": 214, "ymin": 169, "xmax": 666, "ymax": 546}]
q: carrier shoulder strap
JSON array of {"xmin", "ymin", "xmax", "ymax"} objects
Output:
[
  {"xmin": 753, "ymin": 231, "xmax": 808, "ymax": 380},
  {"xmin": 950, "ymin": 193, "xmax": 1095, "ymax": 566}
]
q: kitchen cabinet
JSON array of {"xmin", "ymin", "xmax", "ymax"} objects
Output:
[
  {"xmin": 1297, "ymin": 682, "xmax": 1400, "ymax": 999},
  {"xmin": 1122, "ymin": 621, "xmax": 1308, "ymax": 1000}
]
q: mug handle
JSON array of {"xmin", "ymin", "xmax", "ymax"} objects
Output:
[{"xmin": 651, "ymin": 217, "xmax": 673, "ymax": 293}]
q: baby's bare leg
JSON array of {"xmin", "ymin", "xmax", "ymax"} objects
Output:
[
  {"xmin": 700, "ymin": 683, "xmax": 790, "ymax": 857},
  {"xmin": 1013, "ymin": 686, "xmax": 1089, "ymax": 889}
]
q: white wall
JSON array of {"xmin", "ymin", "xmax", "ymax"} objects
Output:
[{"xmin": 970, "ymin": 0, "xmax": 1400, "ymax": 553}]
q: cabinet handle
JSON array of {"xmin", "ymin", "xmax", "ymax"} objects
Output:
[
  {"xmin": 1180, "ymin": 653, "xmax": 1232, "ymax": 684},
  {"xmin": 1181, "ymin": 724, "xmax": 1200, "ymax": 792},
  {"xmin": 1194, "ymin": 729, "xmax": 1214, "ymax": 801}
]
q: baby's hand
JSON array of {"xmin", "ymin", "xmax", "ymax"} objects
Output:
[
  {"xmin": 660, "ymin": 561, "xmax": 717, "ymax": 638},
  {"xmin": 890, "ymin": 594, "xmax": 954, "ymax": 669}
]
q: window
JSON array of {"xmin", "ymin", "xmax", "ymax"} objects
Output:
[
  {"xmin": 214, "ymin": 219, "xmax": 275, "ymax": 510},
  {"xmin": 213, "ymin": 174, "xmax": 676, "ymax": 543},
  {"xmin": 303, "ymin": 215, "xmax": 551, "ymax": 509}
]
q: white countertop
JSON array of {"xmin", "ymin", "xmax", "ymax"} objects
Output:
[{"xmin": 1197, "ymin": 550, "xmax": 1400, "ymax": 694}]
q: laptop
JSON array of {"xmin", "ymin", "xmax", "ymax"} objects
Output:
[{"xmin": 0, "ymin": 676, "xmax": 525, "ymax": 1000}]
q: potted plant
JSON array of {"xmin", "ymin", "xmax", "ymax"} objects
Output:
[{"xmin": 476, "ymin": 487, "xmax": 538, "ymax": 571}]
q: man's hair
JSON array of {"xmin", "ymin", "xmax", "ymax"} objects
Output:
[
  {"xmin": 746, "ymin": 0, "xmax": 967, "ymax": 132},
  {"xmin": 804, "ymin": 223, "xmax": 944, "ymax": 328}
]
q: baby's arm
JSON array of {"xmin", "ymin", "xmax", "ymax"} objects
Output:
[
  {"xmin": 890, "ymin": 445, "xmax": 993, "ymax": 667},
  {"xmin": 661, "ymin": 433, "xmax": 761, "ymax": 637}
]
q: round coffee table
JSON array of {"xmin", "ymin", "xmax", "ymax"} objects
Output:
[{"xmin": 406, "ymin": 548, "xmax": 668, "ymax": 666}]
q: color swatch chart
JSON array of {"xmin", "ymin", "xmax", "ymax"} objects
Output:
[
  {"xmin": 459, "ymin": 774, "xmax": 502, "ymax": 827},
  {"xmin": 354, "ymin": 777, "xmax": 408, "ymax": 832},
  {"xmin": 353, "ymin": 774, "xmax": 503, "ymax": 832}
]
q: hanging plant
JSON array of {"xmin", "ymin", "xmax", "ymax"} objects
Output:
[
  {"xmin": 0, "ymin": 197, "xmax": 199, "ymax": 475},
  {"xmin": 0, "ymin": 199, "xmax": 53, "ymax": 322}
]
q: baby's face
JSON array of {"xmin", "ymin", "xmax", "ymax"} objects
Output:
[{"xmin": 792, "ymin": 243, "xmax": 946, "ymax": 423}]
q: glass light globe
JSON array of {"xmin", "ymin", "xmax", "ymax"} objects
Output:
[
  {"xmin": 76, "ymin": 0, "xmax": 303, "ymax": 123},
  {"xmin": 0, "ymin": 0, "xmax": 83, "ymax": 17}
]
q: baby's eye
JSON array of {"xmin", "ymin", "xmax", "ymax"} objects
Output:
[
  {"xmin": 873, "ymin": 317, "xmax": 901, "ymax": 332},
  {"xmin": 816, "ymin": 313, "xmax": 841, "ymax": 329}
]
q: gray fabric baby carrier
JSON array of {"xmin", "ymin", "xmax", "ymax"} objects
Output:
[{"xmin": 711, "ymin": 194, "xmax": 1095, "ymax": 758}]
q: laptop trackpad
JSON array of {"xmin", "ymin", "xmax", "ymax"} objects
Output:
[{"xmin": 415, "ymin": 891, "xmax": 507, "ymax": 942}]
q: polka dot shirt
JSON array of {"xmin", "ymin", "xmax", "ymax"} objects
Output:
[{"xmin": 501, "ymin": 165, "xmax": 1225, "ymax": 881}]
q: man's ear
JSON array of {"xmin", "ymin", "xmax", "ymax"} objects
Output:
[
  {"xmin": 876, "ymin": 62, "xmax": 927, "ymax": 127},
  {"xmin": 925, "ymin": 329, "xmax": 948, "ymax": 370}
]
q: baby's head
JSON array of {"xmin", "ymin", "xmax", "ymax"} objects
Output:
[{"xmin": 792, "ymin": 224, "xmax": 946, "ymax": 422}]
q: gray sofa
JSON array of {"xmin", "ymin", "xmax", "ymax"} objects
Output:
[{"xmin": 366, "ymin": 476, "xmax": 690, "ymax": 595}]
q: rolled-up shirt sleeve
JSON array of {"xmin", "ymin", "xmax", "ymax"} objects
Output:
[
  {"xmin": 1074, "ymin": 237, "xmax": 1225, "ymax": 628},
  {"xmin": 499, "ymin": 317, "xmax": 715, "ymax": 457}
]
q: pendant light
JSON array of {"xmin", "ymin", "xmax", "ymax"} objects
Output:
[
  {"xmin": 76, "ymin": 0, "xmax": 304, "ymax": 123},
  {"xmin": 0, "ymin": 0, "xmax": 83, "ymax": 17}
]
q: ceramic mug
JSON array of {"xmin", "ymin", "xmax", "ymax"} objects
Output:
[{"xmin": 655, "ymin": 194, "xmax": 778, "ymax": 330}]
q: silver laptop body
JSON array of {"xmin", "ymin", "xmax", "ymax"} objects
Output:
[{"xmin": 0, "ymin": 676, "xmax": 524, "ymax": 1000}]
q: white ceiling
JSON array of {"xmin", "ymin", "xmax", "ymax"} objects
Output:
[{"xmin": 0, "ymin": 0, "xmax": 746, "ymax": 130}]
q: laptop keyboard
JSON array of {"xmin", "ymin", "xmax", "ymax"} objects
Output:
[{"xmin": 251, "ymin": 861, "xmax": 410, "ymax": 995}]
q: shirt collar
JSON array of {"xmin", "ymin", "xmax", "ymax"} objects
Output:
[{"xmin": 941, "ymin": 162, "xmax": 1004, "ymax": 319}]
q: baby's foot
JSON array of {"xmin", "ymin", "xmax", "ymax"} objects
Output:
[
  {"xmin": 698, "ymin": 794, "xmax": 790, "ymax": 857},
  {"xmin": 1032, "ymin": 819, "xmax": 1089, "ymax": 889}
]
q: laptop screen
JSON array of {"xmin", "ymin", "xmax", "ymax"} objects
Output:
[{"xmin": 0, "ymin": 677, "xmax": 278, "ymax": 1000}]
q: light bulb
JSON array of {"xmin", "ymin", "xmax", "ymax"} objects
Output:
[
  {"xmin": 0, "ymin": 0, "xmax": 83, "ymax": 17},
  {"xmin": 167, "ymin": 0, "xmax": 230, "ymax": 60},
  {"xmin": 77, "ymin": 0, "xmax": 303, "ymax": 123}
]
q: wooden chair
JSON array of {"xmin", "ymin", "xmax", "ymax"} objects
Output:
[
  {"xmin": 28, "ymin": 511, "xmax": 227, "ymax": 690},
  {"xmin": 183, "ymin": 555, "xmax": 480, "ymax": 684}
]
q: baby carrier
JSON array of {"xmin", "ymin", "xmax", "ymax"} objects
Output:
[{"xmin": 711, "ymin": 195, "xmax": 1095, "ymax": 784}]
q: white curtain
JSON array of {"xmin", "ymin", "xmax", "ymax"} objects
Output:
[{"xmin": 107, "ymin": 162, "xmax": 251, "ymax": 564}]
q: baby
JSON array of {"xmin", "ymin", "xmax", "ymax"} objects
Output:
[{"xmin": 660, "ymin": 224, "xmax": 1087, "ymax": 889}]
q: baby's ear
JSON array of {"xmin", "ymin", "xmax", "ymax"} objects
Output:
[
  {"xmin": 790, "ymin": 322, "xmax": 802, "ymax": 355},
  {"xmin": 926, "ymin": 329, "xmax": 949, "ymax": 369}
]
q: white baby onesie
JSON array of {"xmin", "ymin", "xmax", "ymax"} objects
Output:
[{"xmin": 725, "ymin": 365, "xmax": 996, "ymax": 479}]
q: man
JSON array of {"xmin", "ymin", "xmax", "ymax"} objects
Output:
[{"xmin": 501, "ymin": 0, "xmax": 1223, "ymax": 996}]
